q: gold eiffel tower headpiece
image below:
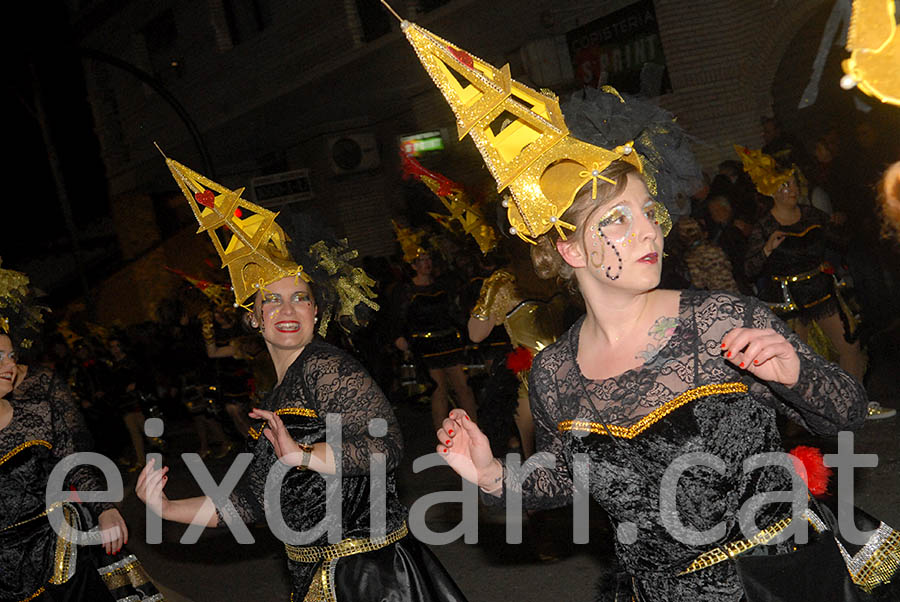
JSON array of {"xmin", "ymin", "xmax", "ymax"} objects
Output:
[
  {"xmin": 383, "ymin": 3, "xmax": 643, "ymax": 243},
  {"xmin": 401, "ymin": 152, "xmax": 499, "ymax": 254},
  {"xmin": 165, "ymin": 267, "xmax": 234, "ymax": 310},
  {"xmin": 734, "ymin": 146, "xmax": 799, "ymax": 197},
  {"xmin": 158, "ymin": 147, "xmax": 308, "ymax": 309},
  {"xmin": 392, "ymin": 220, "xmax": 428, "ymax": 263}
]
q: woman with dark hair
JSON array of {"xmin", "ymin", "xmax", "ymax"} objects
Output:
[
  {"xmin": 0, "ymin": 264, "xmax": 163, "ymax": 602},
  {"xmin": 137, "ymin": 155, "xmax": 468, "ymax": 602},
  {"xmin": 390, "ymin": 14, "xmax": 895, "ymax": 600}
]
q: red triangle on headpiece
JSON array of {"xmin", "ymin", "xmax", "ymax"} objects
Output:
[{"xmin": 448, "ymin": 46, "xmax": 474, "ymax": 68}]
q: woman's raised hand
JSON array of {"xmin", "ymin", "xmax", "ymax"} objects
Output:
[
  {"xmin": 135, "ymin": 458, "xmax": 170, "ymax": 517},
  {"xmin": 97, "ymin": 508, "xmax": 128, "ymax": 555},
  {"xmin": 437, "ymin": 409, "xmax": 502, "ymax": 492},
  {"xmin": 248, "ymin": 408, "xmax": 304, "ymax": 466},
  {"xmin": 722, "ymin": 327, "xmax": 800, "ymax": 387},
  {"xmin": 763, "ymin": 230, "xmax": 786, "ymax": 256}
]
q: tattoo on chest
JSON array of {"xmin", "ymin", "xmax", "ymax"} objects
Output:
[{"xmin": 635, "ymin": 316, "xmax": 679, "ymax": 363}]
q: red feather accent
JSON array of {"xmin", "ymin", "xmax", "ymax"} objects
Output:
[
  {"xmin": 789, "ymin": 445, "xmax": 832, "ymax": 496},
  {"xmin": 506, "ymin": 346, "xmax": 534, "ymax": 374}
]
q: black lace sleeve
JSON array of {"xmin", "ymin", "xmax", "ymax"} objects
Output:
[
  {"xmin": 303, "ymin": 347, "xmax": 403, "ymax": 475},
  {"xmin": 46, "ymin": 370, "xmax": 116, "ymax": 518},
  {"xmin": 486, "ymin": 348, "xmax": 574, "ymax": 510},
  {"xmin": 741, "ymin": 296, "xmax": 867, "ymax": 434}
]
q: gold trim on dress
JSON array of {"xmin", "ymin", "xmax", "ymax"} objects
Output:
[
  {"xmin": 17, "ymin": 586, "xmax": 45, "ymax": 602},
  {"xmin": 558, "ymin": 383, "xmax": 748, "ymax": 439},
  {"xmin": 98, "ymin": 555, "xmax": 152, "ymax": 590},
  {"xmin": 248, "ymin": 408, "xmax": 318, "ymax": 440},
  {"xmin": 286, "ymin": 523, "xmax": 409, "ymax": 602},
  {"xmin": 49, "ymin": 504, "xmax": 77, "ymax": 585},
  {"xmin": 0, "ymin": 439, "xmax": 52, "ymax": 467},
  {"xmin": 679, "ymin": 516, "xmax": 794, "ymax": 575},
  {"xmin": 838, "ymin": 523, "xmax": 900, "ymax": 593}
]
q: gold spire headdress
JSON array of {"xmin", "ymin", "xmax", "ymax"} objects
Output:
[
  {"xmin": 401, "ymin": 152, "xmax": 499, "ymax": 254},
  {"xmin": 161, "ymin": 149, "xmax": 378, "ymax": 335},
  {"xmin": 382, "ymin": 3, "xmax": 644, "ymax": 243},
  {"xmin": 734, "ymin": 146, "xmax": 800, "ymax": 197},
  {"xmin": 841, "ymin": 0, "xmax": 900, "ymax": 106},
  {"xmin": 0, "ymin": 260, "xmax": 48, "ymax": 350},
  {"xmin": 158, "ymin": 146, "xmax": 307, "ymax": 309},
  {"xmin": 392, "ymin": 220, "xmax": 428, "ymax": 263},
  {"xmin": 165, "ymin": 266, "xmax": 234, "ymax": 310}
]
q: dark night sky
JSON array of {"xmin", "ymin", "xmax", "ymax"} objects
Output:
[{"xmin": 5, "ymin": 3, "xmax": 110, "ymax": 272}]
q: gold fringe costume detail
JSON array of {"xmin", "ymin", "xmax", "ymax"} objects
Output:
[
  {"xmin": 558, "ymin": 383, "xmax": 748, "ymax": 439},
  {"xmin": 285, "ymin": 522, "xmax": 409, "ymax": 602}
]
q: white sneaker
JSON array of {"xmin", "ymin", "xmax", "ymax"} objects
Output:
[{"xmin": 867, "ymin": 401, "xmax": 897, "ymax": 420}]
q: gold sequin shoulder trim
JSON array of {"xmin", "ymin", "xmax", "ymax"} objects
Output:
[
  {"xmin": 0, "ymin": 440, "xmax": 52, "ymax": 467},
  {"xmin": 248, "ymin": 408, "xmax": 318, "ymax": 440},
  {"xmin": 558, "ymin": 382, "xmax": 748, "ymax": 439}
]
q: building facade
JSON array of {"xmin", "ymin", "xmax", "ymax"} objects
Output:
[{"xmin": 66, "ymin": 0, "xmax": 841, "ymax": 321}]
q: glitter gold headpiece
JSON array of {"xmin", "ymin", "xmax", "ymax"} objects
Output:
[
  {"xmin": 392, "ymin": 220, "xmax": 428, "ymax": 263},
  {"xmin": 0, "ymin": 260, "xmax": 47, "ymax": 350},
  {"xmin": 385, "ymin": 6, "xmax": 643, "ymax": 243},
  {"xmin": 735, "ymin": 146, "xmax": 797, "ymax": 197},
  {"xmin": 165, "ymin": 267, "xmax": 234, "ymax": 310},
  {"xmin": 159, "ymin": 147, "xmax": 307, "ymax": 308},
  {"xmin": 841, "ymin": 0, "xmax": 900, "ymax": 106},
  {"xmin": 401, "ymin": 152, "xmax": 499, "ymax": 254}
]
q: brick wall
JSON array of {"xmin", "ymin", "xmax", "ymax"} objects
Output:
[{"xmin": 75, "ymin": 0, "xmax": 833, "ymax": 265}]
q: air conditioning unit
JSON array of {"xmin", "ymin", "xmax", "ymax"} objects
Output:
[{"xmin": 326, "ymin": 133, "xmax": 381, "ymax": 175}]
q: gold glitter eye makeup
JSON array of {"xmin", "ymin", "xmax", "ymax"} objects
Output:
[
  {"xmin": 596, "ymin": 204, "xmax": 634, "ymax": 243},
  {"xmin": 292, "ymin": 292, "xmax": 312, "ymax": 304}
]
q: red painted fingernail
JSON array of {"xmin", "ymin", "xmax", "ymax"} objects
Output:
[
  {"xmin": 446, "ymin": 439, "xmax": 451, "ymax": 445},
  {"xmin": 721, "ymin": 343, "xmax": 726, "ymax": 348},
  {"xmin": 726, "ymin": 351, "xmax": 732, "ymax": 358},
  {"xmin": 753, "ymin": 360, "xmax": 759, "ymax": 365},
  {"xmin": 464, "ymin": 416, "xmax": 469, "ymax": 420},
  {"xmin": 739, "ymin": 362, "xmax": 744, "ymax": 368},
  {"xmin": 443, "ymin": 448, "xmax": 448, "ymax": 453},
  {"xmin": 448, "ymin": 429, "xmax": 454, "ymax": 435}
]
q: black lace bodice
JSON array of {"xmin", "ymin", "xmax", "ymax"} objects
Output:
[
  {"xmin": 502, "ymin": 291, "xmax": 867, "ymax": 601},
  {"xmin": 1, "ymin": 368, "xmax": 115, "ymax": 599},
  {"xmin": 221, "ymin": 340, "xmax": 407, "ymax": 595}
]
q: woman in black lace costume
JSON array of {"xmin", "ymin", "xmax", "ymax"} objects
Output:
[
  {"xmin": 743, "ymin": 167, "xmax": 866, "ymax": 384},
  {"xmin": 436, "ymin": 161, "xmax": 899, "ymax": 601},
  {"xmin": 0, "ymin": 332, "xmax": 163, "ymax": 602},
  {"xmin": 137, "ymin": 276, "xmax": 467, "ymax": 602}
]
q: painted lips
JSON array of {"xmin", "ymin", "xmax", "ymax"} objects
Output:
[
  {"xmin": 274, "ymin": 321, "xmax": 301, "ymax": 332},
  {"xmin": 638, "ymin": 252, "xmax": 659, "ymax": 264}
]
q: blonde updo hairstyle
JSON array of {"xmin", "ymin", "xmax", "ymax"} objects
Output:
[{"xmin": 530, "ymin": 160, "xmax": 639, "ymax": 292}]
